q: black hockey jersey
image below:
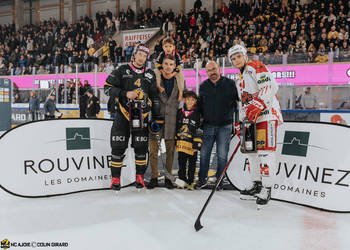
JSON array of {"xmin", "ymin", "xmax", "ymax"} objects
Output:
[
  {"xmin": 104, "ymin": 63, "xmax": 161, "ymax": 120},
  {"xmin": 175, "ymin": 106, "xmax": 202, "ymax": 155}
]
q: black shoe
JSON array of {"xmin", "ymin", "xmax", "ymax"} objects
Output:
[
  {"xmin": 240, "ymin": 181, "xmax": 262, "ymax": 200},
  {"xmin": 194, "ymin": 180, "xmax": 208, "ymax": 190},
  {"xmin": 147, "ymin": 178, "xmax": 159, "ymax": 189},
  {"xmin": 164, "ymin": 178, "xmax": 175, "ymax": 189}
]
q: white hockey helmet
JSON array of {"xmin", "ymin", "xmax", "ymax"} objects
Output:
[{"xmin": 228, "ymin": 45, "xmax": 247, "ymax": 60}]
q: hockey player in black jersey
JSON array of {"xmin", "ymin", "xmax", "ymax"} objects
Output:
[
  {"xmin": 175, "ymin": 90, "xmax": 202, "ymax": 190},
  {"xmin": 104, "ymin": 44, "xmax": 163, "ymax": 192}
]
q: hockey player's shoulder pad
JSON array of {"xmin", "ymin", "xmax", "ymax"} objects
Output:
[{"xmin": 247, "ymin": 60, "xmax": 268, "ymax": 74}]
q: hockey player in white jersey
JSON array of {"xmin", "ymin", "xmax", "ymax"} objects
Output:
[{"xmin": 228, "ymin": 44, "xmax": 283, "ymax": 208}]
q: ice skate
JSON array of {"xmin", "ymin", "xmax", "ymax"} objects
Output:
[
  {"xmin": 256, "ymin": 187, "xmax": 271, "ymax": 210},
  {"xmin": 110, "ymin": 177, "xmax": 121, "ymax": 194},
  {"xmin": 240, "ymin": 181, "xmax": 262, "ymax": 200},
  {"xmin": 135, "ymin": 174, "xmax": 146, "ymax": 192}
]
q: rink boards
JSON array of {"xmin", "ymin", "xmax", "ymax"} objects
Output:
[
  {"xmin": 1, "ymin": 119, "xmax": 350, "ymax": 212},
  {"xmin": 226, "ymin": 121, "xmax": 350, "ymax": 212},
  {"xmin": 0, "ymin": 119, "xmax": 135, "ymax": 197}
]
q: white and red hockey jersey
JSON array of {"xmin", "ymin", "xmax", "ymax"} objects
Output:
[{"xmin": 236, "ymin": 60, "xmax": 283, "ymax": 124}]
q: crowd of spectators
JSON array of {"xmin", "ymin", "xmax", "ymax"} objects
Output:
[
  {"xmin": 169, "ymin": 0, "xmax": 350, "ymax": 67},
  {"xmin": 1, "ymin": 0, "xmax": 350, "ymax": 76},
  {"xmin": 0, "ymin": 9, "xmax": 119, "ymax": 76}
]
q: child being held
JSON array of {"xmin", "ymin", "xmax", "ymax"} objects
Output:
[
  {"xmin": 175, "ymin": 90, "xmax": 202, "ymax": 190},
  {"xmin": 155, "ymin": 37, "xmax": 184, "ymax": 101}
]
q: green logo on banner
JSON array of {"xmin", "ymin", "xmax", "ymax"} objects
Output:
[
  {"xmin": 66, "ymin": 128, "xmax": 91, "ymax": 150},
  {"xmin": 281, "ymin": 131, "xmax": 310, "ymax": 157}
]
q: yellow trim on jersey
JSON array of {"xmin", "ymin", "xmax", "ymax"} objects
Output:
[
  {"xmin": 119, "ymin": 103, "xmax": 130, "ymax": 121},
  {"xmin": 104, "ymin": 82, "xmax": 113, "ymax": 87}
]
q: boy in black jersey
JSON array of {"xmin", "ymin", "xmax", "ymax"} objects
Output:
[{"xmin": 175, "ymin": 90, "xmax": 202, "ymax": 190}]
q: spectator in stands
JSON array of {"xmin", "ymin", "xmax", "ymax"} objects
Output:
[
  {"xmin": 115, "ymin": 43, "xmax": 123, "ymax": 63},
  {"xmin": 105, "ymin": 59, "xmax": 114, "ymax": 74},
  {"xmin": 300, "ymin": 87, "xmax": 318, "ymax": 110},
  {"xmin": 162, "ymin": 18, "xmax": 174, "ymax": 34},
  {"xmin": 102, "ymin": 43, "xmax": 109, "ymax": 63},
  {"xmin": 125, "ymin": 44, "xmax": 134, "ymax": 62},
  {"xmin": 194, "ymin": 0, "xmax": 202, "ymax": 10},
  {"xmin": 295, "ymin": 36, "xmax": 307, "ymax": 53},
  {"xmin": 108, "ymin": 37, "xmax": 117, "ymax": 63},
  {"xmin": 28, "ymin": 91, "xmax": 40, "ymax": 121},
  {"xmin": 315, "ymin": 49, "xmax": 329, "ymax": 63}
]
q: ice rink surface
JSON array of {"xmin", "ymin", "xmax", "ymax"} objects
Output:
[{"xmin": 1, "ymin": 186, "xmax": 350, "ymax": 250}]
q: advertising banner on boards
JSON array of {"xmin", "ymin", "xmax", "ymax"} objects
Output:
[
  {"xmin": 0, "ymin": 78, "xmax": 11, "ymax": 131},
  {"xmin": 226, "ymin": 122, "xmax": 350, "ymax": 212},
  {"xmin": 320, "ymin": 112, "xmax": 350, "ymax": 126},
  {"xmin": 0, "ymin": 119, "xmax": 135, "ymax": 197},
  {"xmin": 2, "ymin": 64, "xmax": 349, "ymax": 89}
]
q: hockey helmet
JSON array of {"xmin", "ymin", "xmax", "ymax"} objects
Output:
[
  {"xmin": 132, "ymin": 43, "xmax": 150, "ymax": 59},
  {"xmin": 228, "ymin": 44, "xmax": 247, "ymax": 60}
]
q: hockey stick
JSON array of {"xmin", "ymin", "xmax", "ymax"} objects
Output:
[{"xmin": 194, "ymin": 140, "xmax": 240, "ymax": 232}]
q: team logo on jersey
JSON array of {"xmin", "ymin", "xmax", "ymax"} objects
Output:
[
  {"xmin": 145, "ymin": 73, "xmax": 153, "ymax": 79},
  {"xmin": 134, "ymin": 79, "xmax": 141, "ymax": 87},
  {"xmin": 241, "ymin": 91, "xmax": 253, "ymax": 105},
  {"xmin": 126, "ymin": 69, "xmax": 131, "ymax": 75},
  {"xmin": 134, "ymin": 88, "xmax": 145, "ymax": 100},
  {"xmin": 257, "ymin": 75, "xmax": 271, "ymax": 84},
  {"xmin": 178, "ymin": 125, "xmax": 190, "ymax": 139}
]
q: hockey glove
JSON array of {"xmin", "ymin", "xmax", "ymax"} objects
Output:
[
  {"xmin": 234, "ymin": 122, "xmax": 241, "ymax": 138},
  {"xmin": 246, "ymin": 98, "xmax": 266, "ymax": 123}
]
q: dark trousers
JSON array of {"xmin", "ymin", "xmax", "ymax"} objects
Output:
[
  {"xmin": 110, "ymin": 111, "xmax": 149, "ymax": 178},
  {"xmin": 178, "ymin": 151, "xmax": 197, "ymax": 185}
]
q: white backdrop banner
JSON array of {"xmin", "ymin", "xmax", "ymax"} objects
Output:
[
  {"xmin": 226, "ymin": 122, "xmax": 350, "ymax": 212},
  {"xmin": 0, "ymin": 119, "xmax": 136, "ymax": 197}
]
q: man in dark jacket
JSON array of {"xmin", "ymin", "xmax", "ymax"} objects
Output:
[
  {"xmin": 195, "ymin": 61, "xmax": 239, "ymax": 189},
  {"xmin": 44, "ymin": 93, "xmax": 60, "ymax": 119},
  {"xmin": 85, "ymin": 89, "xmax": 100, "ymax": 118}
]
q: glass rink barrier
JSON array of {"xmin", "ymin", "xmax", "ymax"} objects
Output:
[{"xmin": 1, "ymin": 53, "xmax": 350, "ymax": 127}]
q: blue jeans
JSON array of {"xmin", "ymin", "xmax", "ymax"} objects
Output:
[{"xmin": 199, "ymin": 124, "xmax": 232, "ymax": 182}]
